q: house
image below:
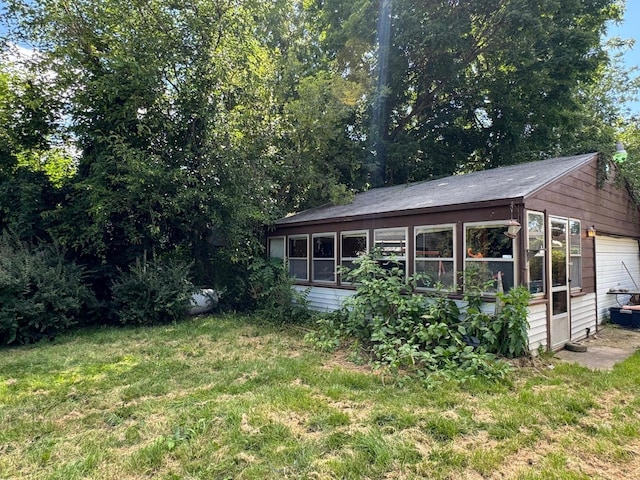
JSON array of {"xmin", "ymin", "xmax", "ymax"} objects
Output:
[{"xmin": 266, "ymin": 153, "xmax": 640, "ymax": 351}]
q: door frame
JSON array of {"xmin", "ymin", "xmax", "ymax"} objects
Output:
[{"xmin": 548, "ymin": 216, "xmax": 571, "ymax": 349}]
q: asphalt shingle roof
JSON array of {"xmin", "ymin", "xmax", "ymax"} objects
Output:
[{"xmin": 276, "ymin": 153, "xmax": 597, "ymax": 225}]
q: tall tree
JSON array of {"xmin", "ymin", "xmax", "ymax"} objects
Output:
[
  {"xmin": 5, "ymin": 0, "xmax": 291, "ymax": 285},
  {"xmin": 320, "ymin": 0, "xmax": 623, "ymax": 185}
]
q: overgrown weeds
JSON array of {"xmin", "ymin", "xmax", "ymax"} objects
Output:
[{"xmin": 306, "ymin": 252, "xmax": 531, "ymax": 384}]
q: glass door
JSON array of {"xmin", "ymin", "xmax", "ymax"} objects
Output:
[{"xmin": 550, "ymin": 217, "xmax": 570, "ymax": 348}]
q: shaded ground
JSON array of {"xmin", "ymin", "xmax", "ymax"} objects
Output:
[{"xmin": 555, "ymin": 324, "xmax": 640, "ymax": 370}]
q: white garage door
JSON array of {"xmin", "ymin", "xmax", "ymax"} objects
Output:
[{"xmin": 596, "ymin": 236, "xmax": 640, "ymax": 323}]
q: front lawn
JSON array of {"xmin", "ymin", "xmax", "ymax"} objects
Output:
[{"xmin": 1, "ymin": 314, "xmax": 639, "ymax": 479}]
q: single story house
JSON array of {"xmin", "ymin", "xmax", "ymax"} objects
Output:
[{"xmin": 266, "ymin": 153, "xmax": 640, "ymax": 351}]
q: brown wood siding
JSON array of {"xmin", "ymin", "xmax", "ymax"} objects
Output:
[
  {"xmin": 526, "ymin": 160, "xmax": 640, "ymax": 239},
  {"xmin": 526, "ymin": 158, "xmax": 640, "ymax": 295}
]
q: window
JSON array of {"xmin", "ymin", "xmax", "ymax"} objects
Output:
[
  {"xmin": 312, "ymin": 233, "xmax": 336, "ymax": 282},
  {"xmin": 569, "ymin": 219, "xmax": 582, "ymax": 290},
  {"xmin": 415, "ymin": 225, "xmax": 455, "ymax": 290},
  {"xmin": 465, "ymin": 223, "xmax": 515, "ymax": 293},
  {"xmin": 526, "ymin": 212, "xmax": 545, "ymax": 295},
  {"xmin": 288, "ymin": 235, "xmax": 308, "ymax": 281},
  {"xmin": 374, "ymin": 228, "xmax": 407, "ymax": 274},
  {"xmin": 340, "ymin": 231, "xmax": 368, "ymax": 281},
  {"xmin": 268, "ymin": 237, "xmax": 285, "ymax": 259}
]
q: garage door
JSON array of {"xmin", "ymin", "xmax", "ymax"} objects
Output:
[{"xmin": 596, "ymin": 236, "xmax": 640, "ymax": 323}]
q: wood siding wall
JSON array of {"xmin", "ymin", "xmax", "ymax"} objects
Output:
[
  {"xmin": 527, "ymin": 302, "xmax": 548, "ymax": 353},
  {"xmin": 526, "ymin": 158, "xmax": 640, "ymax": 295},
  {"xmin": 294, "ymin": 285, "xmax": 355, "ymax": 312}
]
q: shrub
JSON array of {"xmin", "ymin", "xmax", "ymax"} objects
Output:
[
  {"xmin": 306, "ymin": 252, "xmax": 511, "ymax": 383},
  {"xmin": 111, "ymin": 257, "xmax": 195, "ymax": 326},
  {"xmin": 247, "ymin": 257, "xmax": 310, "ymax": 324},
  {"xmin": 0, "ymin": 233, "xmax": 93, "ymax": 345},
  {"xmin": 494, "ymin": 286, "xmax": 531, "ymax": 358}
]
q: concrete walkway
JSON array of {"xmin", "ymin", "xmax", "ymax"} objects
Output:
[{"xmin": 555, "ymin": 325, "xmax": 640, "ymax": 370}]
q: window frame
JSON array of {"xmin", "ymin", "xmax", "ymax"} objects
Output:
[
  {"xmin": 569, "ymin": 218, "xmax": 582, "ymax": 291},
  {"xmin": 287, "ymin": 234, "xmax": 309, "ymax": 282},
  {"xmin": 340, "ymin": 230, "xmax": 369, "ymax": 284},
  {"xmin": 267, "ymin": 236, "xmax": 286, "ymax": 260},
  {"xmin": 312, "ymin": 232, "xmax": 337, "ymax": 283},
  {"xmin": 463, "ymin": 221, "xmax": 516, "ymax": 294},
  {"xmin": 414, "ymin": 224, "xmax": 456, "ymax": 291},
  {"xmin": 373, "ymin": 227, "xmax": 408, "ymax": 277},
  {"xmin": 526, "ymin": 211, "xmax": 546, "ymax": 297}
]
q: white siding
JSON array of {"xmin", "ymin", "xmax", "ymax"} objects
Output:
[
  {"xmin": 595, "ymin": 236, "xmax": 640, "ymax": 323},
  {"xmin": 295, "ymin": 286, "xmax": 355, "ymax": 312},
  {"xmin": 297, "ymin": 286, "xmax": 548, "ymax": 354},
  {"xmin": 527, "ymin": 303, "xmax": 548, "ymax": 353},
  {"xmin": 570, "ymin": 293, "xmax": 596, "ymax": 341}
]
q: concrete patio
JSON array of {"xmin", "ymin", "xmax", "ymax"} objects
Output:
[{"xmin": 555, "ymin": 324, "xmax": 640, "ymax": 370}]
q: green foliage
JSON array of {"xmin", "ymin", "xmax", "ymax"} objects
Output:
[
  {"xmin": 306, "ymin": 253, "xmax": 511, "ymax": 383},
  {"xmin": 111, "ymin": 256, "xmax": 195, "ymax": 326},
  {"xmin": 247, "ymin": 257, "xmax": 310, "ymax": 324},
  {"xmin": 322, "ymin": 0, "xmax": 623, "ymax": 184},
  {"xmin": 0, "ymin": 232, "xmax": 93, "ymax": 345},
  {"xmin": 495, "ymin": 286, "xmax": 532, "ymax": 358}
]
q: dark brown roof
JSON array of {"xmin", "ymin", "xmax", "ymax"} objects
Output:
[{"xmin": 276, "ymin": 153, "xmax": 597, "ymax": 225}]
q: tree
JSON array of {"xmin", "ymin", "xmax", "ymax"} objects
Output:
[
  {"xmin": 320, "ymin": 0, "xmax": 624, "ymax": 186},
  {"xmin": 4, "ymin": 0, "xmax": 292, "ymax": 287},
  {"xmin": 0, "ymin": 59, "xmax": 68, "ymax": 241}
]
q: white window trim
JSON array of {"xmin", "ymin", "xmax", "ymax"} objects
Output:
[
  {"xmin": 287, "ymin": 234, "xmax": 309, "ymax": 282},
  {"xmin": 267, "ymin": 236, "xmax": 286, "ymax": 260},
  {"xmin": 414, "ymin": 224, "xmax": 457, "ymax": 291},
  {"xmin": 340, "ymin": 230, "xmax": 369, "ymax": 284},
  {"xmin": 526, "ymin": 210, "xmax": 546, "ymax": 297},
  {"xmin": 569, "ymin": 218, "xmax": 582, "ymax": 292},
  {"xmin": 463, "ymin": 221, "xmax": 517, "ymax": 293},
  {"xmin": 373, "ymin": 227, "xmax": 409, "ymax": 259},
  {"xmin": 374, "ymin": 227, "xmax": 409, "ymax": 277},
  {"xmin": 312, "ymin": 232, "xmax": 337, "ymax": 284}
]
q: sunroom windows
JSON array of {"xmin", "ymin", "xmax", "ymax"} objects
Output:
[
  {"xmin": 312, "ymin": 233, "xmax": 336, "ymax": 282},
  {"xmin": 569, "ymin": 219, "xmax": 582, "ymax": 290},
  {"xmin": 340, "ymin": 231, "xmax": 368, "ymax": 282},
  {"xmin": 374, "ymin": 228, "xmax": 407, "ymax": 274},
  {"xmin": 281, "ymin": 221, "xmax": 528, "ymax": 294},
  {"xmin": 465, "ymin": 223, "xmax": 515, "ymax": 292},
  {"xmin": 415, "ymin": 225, "xmax": 455, "ymax": 290},
  {"xmin": 526, "ymin": 211, "xmax": 545, "ymax": 295},
  {"xmin": 288, "ymin": 235, "xmax": 308, "ymax": 281}
]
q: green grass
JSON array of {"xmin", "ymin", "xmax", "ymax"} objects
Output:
[{"xmin": 1, "ymin": 315, "xmax": 640, "ymax": 479}]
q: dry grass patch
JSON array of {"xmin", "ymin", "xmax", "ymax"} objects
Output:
[{"xmin": 2, "ymin": 315, "xmax": 640, "ymax": 479}]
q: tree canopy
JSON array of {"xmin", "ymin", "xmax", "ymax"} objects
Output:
[{"xmin": 1, "ymin": 0, "xmax": 638, "ymax": 309}]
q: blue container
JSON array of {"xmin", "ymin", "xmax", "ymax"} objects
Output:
[{"xmin": 609, "ymin": 307, "xmax": 640, "ymax": 328}]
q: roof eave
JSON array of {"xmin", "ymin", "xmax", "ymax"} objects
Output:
[{"xmin": 273, "ymin": 197, "xmax": 525, "ymax": 228}]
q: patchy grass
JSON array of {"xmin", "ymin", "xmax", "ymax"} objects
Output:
[{"xmin": 1, "ymin": 315, "xmax": 640, "ymax": 479}]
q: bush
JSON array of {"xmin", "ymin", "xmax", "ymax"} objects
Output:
[
  {"xmin": 247, "ymin": 257, "xmax": 310, "ymax": 324},
  {"xmin": 306, "ymin": 252, "xmax": 511, "ymax": 383},
  {"xmin": 111, "ymin": 257, "xmax": 195, "ymax": 326},
  {"xmin": 0, "ymin": 233, "xmax": 93, "ymax": 345},
  {"xmin": 494, "ymin": 286, "xmax": 531, "ymax": 358}
]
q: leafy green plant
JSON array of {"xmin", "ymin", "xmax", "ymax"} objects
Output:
[
  {"xmin": 247, "ymin": 257, "xmax": 310, "ymax": 324},
  {"xmin": 494, "ymin": 286, "xmax": 531, "ymax": 358},
  {"xmin": 0, "ymin": 232, "xmax": 94, "ymax": 344},
  {"xmin": 307, "ymin": 252, "xmax": 511, "ymax": 383},
  {"xmin": 111, "ymin": 256, "xmax": 195, "ymax": 326}
]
